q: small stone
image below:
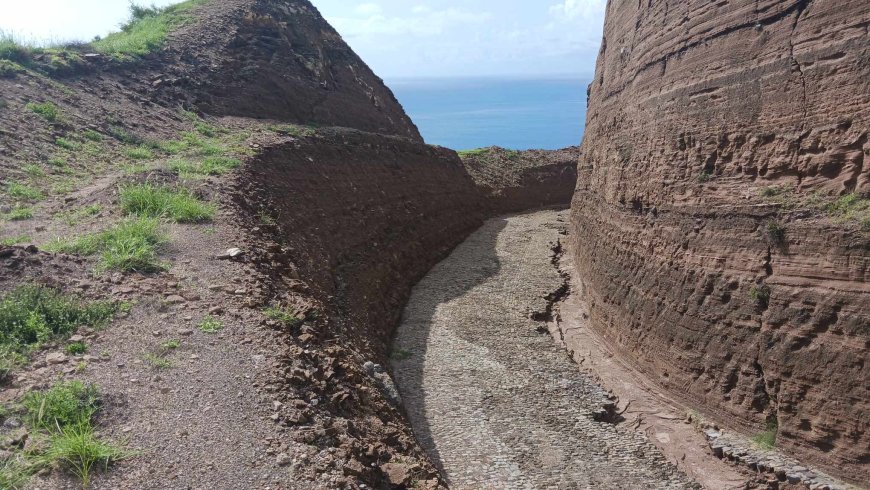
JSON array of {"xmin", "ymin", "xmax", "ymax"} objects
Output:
[
  {"xmin": 178, "ymin": 329, "xmax": 194, "ymax": 336},
  {"xmin": 208, "ymin": 306, "xmax": 224, "ymax": 315},
  {"xmin": 68, "ymin": 334, "xmax": 85, "ymax": 343},
  {"xmin": 160, "ymin": 387, "xmax": 171, "ymax": 394},
  {"xmin": 190, "ymin": 354, "xmax": 200, "ymax": 360},
  {"xmin": 217, "ymin": 248, "xmax": 244, "ymax": 260},
  {"xmin": 276, "ymin": 453, "xmax": 292, "ymax": 467},
  {"xmin": 45, "ymin": 352, "xmax": 68, "ymax": 365},
  {"xmin": 165, "ymin": 295, "xmax": 186, "ymax": 305}
]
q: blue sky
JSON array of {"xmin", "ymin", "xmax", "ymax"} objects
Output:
[{"xmin": 0, "ymin": 0, "xmax": 606, "ymax": 78}]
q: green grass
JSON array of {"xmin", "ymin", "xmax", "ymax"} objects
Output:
[
  {"xmin": 47, "ymin": 217, "xmax": 166, "ymax": 272},
  {"xmin": 0, "ymin": 285, "xmax": 118, "ymax": 357},
  {"xmin": 48, "ymin": 155, "xmax": 69, "ymax": 168},
  {"xmin": 0, "ymin": 235, "xmax": 30, "ymax": 246},
  {"xmin": 6, "ymin": 181, "xmax": 43, "ymax": 201},
  {"xmin": 765, "ymin": 221, "xmax": 786, "ymax": 246},
  {"xmin": 200, "ymin": 156, "xmax": 240, "ymax": 175},
  {"xmin": 25, "ymin": 102, "xmax": 59, "ymax": 122},
  {"xmin": 57, "ymin": 204, "xmax": 102, "ymax": 226},
  {"xmin": 457, "ymin": 148, "xmax": 490, "ymax": 158},
  {"xmin": 825, "ymin": 193, "xmax": 870, "ymax": 231},
  {"xmin": 125, "ymin": 146, "xmax": 154, "ymax": 160},
  {"xmin": 143, "ymin": 352, "xmax": 172, "ymax": 369},
  {"xmin": 198, "ymin": 315, "xmax": 223, "ymax": 333},
  {"xmin": 23, "ymin": 381, "xmax": 99, "ymax": 431},
  {"xmin": 120, "ymin": 184, "xmax": 214, "ymax": 223},
  {"xmin": 82, "ymin": 130, "xmax": 103, "ymax": 142},
  {"xmin": 65, "ymin": 342, "xmax": 88, "ymax": 355},
  {"xmin": 22, "ymin": 164, "xmax": 45, "ymax": 178},
  {"xmin": 91, "ymin": 1, "xmax": 207, "ymax": 57},
  {"xmin": 4, "ymin": 206, "xmax": 34, "ymax": 221},
  {"xmin": 0, "ymin": 35, "xmax": 31, "ymax": 63},
  {"xmin": 161, "ymin": 339, "xmax": 180, "ymax": 350},
  {"xmin": 258, "ymin": 210, "xmax": 276, "ymax": 226},
  {"xmin": 10, "ymin": 381, "xmax": 130, "ymax": 487},
  {"xmin": 750, "ymin": 285, "xmax": 771, "ymax": 308},
  {"xmin": 263, "ymin": 306, "xmax": 302, "ymax": 328},
  {"xmin": 751, "ymin": 419, "xmax": 778, "ymax": 449},
  {"xmin": 55, "ymin": 137, "xmax": 82, "ymax": 151}
]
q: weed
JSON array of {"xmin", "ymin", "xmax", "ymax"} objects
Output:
[
  {"xmin": 6, "ymin": 181, "xmax": 43, "ymax": 201},
  {"xmin": 82, "ymin": 130, "xmax": 103, "ymax": 142},
  {"xmin": 125, "ymin": 146, "xmax": 154, "ymax": 160},
  {"xmin": 91, "ymin": 1, "xmax": 207, "ymax": 57},
  {"xmin": 22, "ymin": 164, "xmax": 45, "ymax": 178},
  {"xmin": 765, "ymin": 221, "xmax": 786, "ymax": 246},
  {"xmin": 161, "ymin": 339, "xmax": 180, "ymax": 350},
  {"xmin": 107, "ymin": 126, "xmax": 140, "ymax": 145},
  {"xmin": 194, "ymin": 122, "xmax": 217, "ymax": 137},
  {"xmin": 4, "ymin": 206, "xmax": 34, "ymax": 221},
  {"xmin": 198, "ymin": 315, "xmax": 223, "ymax": 333},
  {"xmin": 0, "ymin": 346, "xmax": 26, "ymax": 382},
  {"xmin": 697, "ymin": 171, "xmax": 712, "ymax": 183},
  {"xmin": 390, "ymin": 348, "xmax": 413, "ymax": 361},
  {"xmin": 751, "ymin": 419, "xmax": 778, "ymax": 449},
  {"xmin": 23, "ymin": 381, "xmax": 99, "ymax": 431},
  {"xmin": 200, "ymin": 156, "xmax": 240, "ymax": 175},
  {"xmin": 58, "ymin": 204, "xmax": 102, "ymax": 226},
  {"xmin": 263, "ymin": 307, "xmax": 302, "ymax": 328},
  {"xmin": 258, "ymin": 210, "xmax": 276, "ymax": 226},
  {"xmin": 0, "ymin": 285, "xmax": 118, "ymax": 356},
  {"xmin": 65, "ymin": 342, "xmax": 88, "ymax": 355},
  {"xmin": 120, "ymin": 184, "xmax": 214, "ymax": 223},
  {"xmin": 825, "ymin": 193, "xmax": 870, "ymax": 231},
  {"xmin": 25, "ymin": 102, "xmax": 59, "ymax": 122},
  {"xmin": 749, "ymin": 285, "xmax": 771, "ymax": 308},
  {"xmin": 75, "ymin": 360, "xmax": 87, "ymax": 373},
  {"xmin": 47, "ymin": 217, "xmax": 166, "ymax": 272},
  {"xmin": 143, "ymin": 352, "xmax": 172, "ymax": 369},
  {"xmin": 43, "ymin": 421, "xmax": 130, "ymax": 487},
  {"xmin": 55, "ymin": 137, "xmax": 82, "ymax": 151},
  {"xmin": 48, "ymin": 156, "xmax": 68, "ymax": 168},
  {"xmin": 0, "ymin": 235, "xmax": 30, "ymax": 246}
]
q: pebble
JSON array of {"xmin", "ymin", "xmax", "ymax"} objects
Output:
[{"xmin": 45, "ymin": 352, "xmax": 68, "ymax": 365}]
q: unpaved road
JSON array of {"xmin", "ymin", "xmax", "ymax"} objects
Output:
[{"xmin": 392, "ymin": 210, "xmax": 697, "ymax": 489}]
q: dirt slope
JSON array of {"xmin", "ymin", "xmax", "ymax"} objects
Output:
[{"xmin": 572, "ymin": 0, "xmax": 869, "ymax": 483}]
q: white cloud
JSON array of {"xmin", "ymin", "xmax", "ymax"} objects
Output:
[
  {"xmin": 328, "ymin": 6, "xmax": 492, "ymax": 38},
  {"xmin": 549, "ymin": 0, "xmax": 606, "ymax": 21}
]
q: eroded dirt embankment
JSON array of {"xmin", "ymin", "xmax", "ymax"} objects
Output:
[{"xmin": 574, "ymin": 0, "xmax": 870, "ymax": 482}]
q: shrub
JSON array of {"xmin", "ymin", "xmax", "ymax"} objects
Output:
[
  {"xmin": 0, "ymin": 285, "xmax": 117, "ymax": 356},
  {"xmin": 120, "ymin": 184, "xmax": 214, "ymax": 223},
  {"xmin": 65, "ymin": 342, "xmax": 88, "ymax": 355},
  {"xmin": 0, "ymin": 35, "xmax": 31, "ymax": 63},
  {"xmin": 25, "ymin": 102, "xmax": 59, "ymax": 122},
  {"xmin": 48, "ymin": 217, "xmax": 166, "ymax": 272},
  {"xmin": 766, "ymin": 221, "xmax": 786, "ymax": 246},
  {"xmin": 749, "ymin": 285, "xmax": 771, "ymax": 308}
]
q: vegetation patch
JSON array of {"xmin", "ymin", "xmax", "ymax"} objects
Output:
[
  {"xmin": 143, "ymin": 352, "xmax": 172, "ymax": 369},
  {"xmin": 47, "ymin": 217, "xmax": 166, "ymax": 272},
  {"xmin": 25, "ymin": 102, "xmax": 59, "ymax": 122},
  {"xmin": 824, "ymin": 193, "xmax": 870, "ymax": 231},
  {"xmin": 751, "ymin": 419, "xmax": 778, "ymax": 450},
  {"xmin": 4, "ymin": 206, "xmax": 34, "ymax": 221},
  {"xmin": 125, "ymin": 146, "xmax": 154, "ymax": 160},
  {"xmin": 0, "ymin": 235, "xmax": 30, "ymax": 246},
  {"xmin": 0, "ymin": 284, "xmax": 118, "ymax": 358},
  {"xmin": 765, "ymin": 221, "xmax": 786, "ymax": 247},
  {"xmin": 65, "ymin": 342, "xmax": 88, "ymax": 355},
  {"xmin": 749, "ymin": 284, "xmax": 771, "ymax": 309},
  {"xmin": 82, "ymin": 130, "xmax": 104, "ymax": 142},
  {"xmin": 120, "ymin": 184, "xmax": 214, "ymax": 223},
  {"xmin": 55, "ymin": 137, "xmax": 82, "ymax": 151},
  {"xmin": 198, "ymin": 315, "xmax": 223, "ymax": 333},
  {"xmin": 263, "ymin": 306, "xmax": 302, "ymax": 328},
  {"xmin": 6, "ymin": 181, "xmax": 43, "ymax": 201},
  {"xmin": 457, "ymin": 148, "xmax": 491, "ymax": 158},
  {"xmin": 1, "ymin": 381, "xmax": 130, "ymax": 488},
  {"xmin": 91, "ymin": 1, "xmax": 207, "ymax": 57}
]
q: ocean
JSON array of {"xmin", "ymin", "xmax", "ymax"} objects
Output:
[{"xmin": 387, "ymin": 77, "xmax": 590, "ymax": 151}]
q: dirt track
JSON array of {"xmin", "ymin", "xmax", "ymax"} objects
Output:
[{"xmin": 391, "ymin": 210, "xmax": 696, "ymax": 489}]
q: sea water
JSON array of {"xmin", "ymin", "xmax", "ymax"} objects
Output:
[{"xmin": 388, "ymin": 77, "xmax": 590, "ymax": 151}]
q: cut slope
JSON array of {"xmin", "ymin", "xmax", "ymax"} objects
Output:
[{"xmin": 572, "ymin": 0, "xmax": 869, "ymax": 482}]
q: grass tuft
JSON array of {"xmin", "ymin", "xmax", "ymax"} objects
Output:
[
  {"xmin": 263, "ymin": 306, "xmax": 302, "ymax": 328},
  {"xmin": 55, "ymin": 137, "xmax": 82, "ymax": 151},
  {"xmin": 6, "ymin": 181, "xmax": 43, "ymax": 201},
  {"xmin": 751, "ymin": 419, "xmax": 778, "ymax": 449},
  {"xmin": 47, "ymin": 217, "xmax": 166, "ymax": 272},
  {"xmin": 23, "ymin": 381, "xmax": 99, "ymax": 431},
  {"xmin": 42, "ymin": 421, "xmax": 130, "ymax": 487},
  {"xmin": 65, "ymin": 342, "xmax": 88, "ymax": 355},
  {"xmin": 198, "ymin": 315, "xmax": 223, "ymax": 333},
  {"xmin": 4, "ymin": 206, "xmax": 34, "ymax": 221},
  {"xmin": 0, "ymin": 285, "xmax": 117, "ymax": 357},
  {"xmin": 25, "ymin": 102, "xmax": 59, "ymax": 122},
  {"xmin": 91, "ymin": 0, "xmax": 207, "ymax": 57},
  {"xmin": 120, "ymin": 184, "xmax": 214, "ymax": 223},
  {"xmin": 125, "ymin": 146, "xmax": 154, "ymax": 160}
]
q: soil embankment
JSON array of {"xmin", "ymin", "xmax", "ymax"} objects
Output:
[{"xmin": 573, "ymin": 0, "xmax": 870, "ymax": 482}]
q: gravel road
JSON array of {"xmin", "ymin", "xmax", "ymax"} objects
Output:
[{"xmin": 392, "ymin": 209, "xmax": 697, "ymax": 489}]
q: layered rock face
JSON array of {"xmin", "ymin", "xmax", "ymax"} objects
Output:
[
  {"xmin": 460, "ymin": 146, "xmax": 579, "ymax": 213},
  {"xmin": 168, "ymin": 0, "xmax": 421, "ymax": 140},
  {"xmin": 573, "ymin": 0, "xmax": 869, "ymax": 481}
]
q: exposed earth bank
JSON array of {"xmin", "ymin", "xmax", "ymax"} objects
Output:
[{"xmin": 573, "ymin": 0, "xmax": 869, "ymax": 483}]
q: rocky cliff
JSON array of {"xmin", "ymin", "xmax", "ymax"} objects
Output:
[{"xmin": 572, "ymin": 0, "xmax": 869, "ymax": 482}]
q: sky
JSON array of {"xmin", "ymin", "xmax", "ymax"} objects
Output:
[{"xmin": 0, "ymin": 0, "xmax": 606, "ymax": 79}]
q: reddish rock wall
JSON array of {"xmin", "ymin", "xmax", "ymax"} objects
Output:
[{"xmin": 572, "ymin": 0, "xmax": 870, "ymax": 482}]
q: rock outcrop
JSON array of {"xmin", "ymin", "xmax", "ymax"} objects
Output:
[
  {"xmin": 572, "ymin": 0, "xmax": 869, "ymax": 482},
  {"xmin": 460, "ymin": 146, "xmax": 579, "ymax": 213}
]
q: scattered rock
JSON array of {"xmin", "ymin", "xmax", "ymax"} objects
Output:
[
  {"xmin": 379, "ymin": 462, "xmax": 416, "ymax": 486},
  {"xmin": 276, "ymin": 452, "xmax": 292, "ymax": 466},
  {"xmin": 45, "ymin": 352, "xmax": 68, "ymax": 365},
  {"xmin": 165, "ymin": 295, "xmax": 186, "ymax": 305},
  {"xmin": 217, "ymin": 248, "xmax": 244, "ymax": 260}
]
